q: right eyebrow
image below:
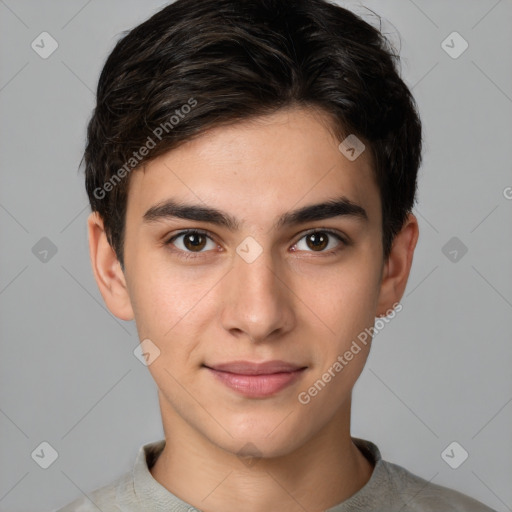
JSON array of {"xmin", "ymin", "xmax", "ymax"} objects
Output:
[{"xmin": 143, "ymin": 199, "xmax": 240, "ymax": 230}]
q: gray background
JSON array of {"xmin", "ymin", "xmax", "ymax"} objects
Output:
[{"xmin": 0, "ymin": 0, "xmax": 511, "ymax": 510}]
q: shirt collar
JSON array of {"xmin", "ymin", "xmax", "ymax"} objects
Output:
[
  {"xmin": 131, "ymin": 439, "xmax": 193, "ymax": 511},
  {"xmin": 130, "ymin": 437, "xmax": 384, "ymax": 511}
]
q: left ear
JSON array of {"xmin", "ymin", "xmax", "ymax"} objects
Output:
[{"xmin": 376, "ymin": 212, "xmax": 419, "ymax": 316}]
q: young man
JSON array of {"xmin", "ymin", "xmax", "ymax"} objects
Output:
[{"xmin": 56, "ymin": 0, "xmax": 496, "ymax": 511}]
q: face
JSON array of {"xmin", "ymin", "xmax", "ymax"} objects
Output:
[{"xmin": 94, "ymin": 107, "xmax": 410, "ymax": 458}]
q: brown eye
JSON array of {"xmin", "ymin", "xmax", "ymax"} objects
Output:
[
  {"xmin": 167, "ymin": 230, "xmax": 216, "ymax": 253},
  {"xmin": 183, "ymin": 232, "xmax": 207, "ymax": 251},
  {"xmin": 294, "ymin": 230, "xmax": 346, "ymax": 253},
  {"xmin": 306, "ymin": 232, "xmax": 329, "ymax": 251}
]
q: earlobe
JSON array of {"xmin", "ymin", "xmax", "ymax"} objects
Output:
[
  {"xmin": 376, "ymin": 213, "xmax": 419, "ymax": 317},
  {"xmin": 87, "ymin": 212, "xmax": 135, "ymax": 321}
]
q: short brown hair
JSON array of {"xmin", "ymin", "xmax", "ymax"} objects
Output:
[{"xmin": 84, "ymin": 0, "xmax": 423, "ymax": 268}]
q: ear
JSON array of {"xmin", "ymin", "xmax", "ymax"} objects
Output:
[
  {"xmin": 87, "ymin": 212, "xmax": 134, "ymax": 321},
  {"xmin": 376, "ymin": 213, "xmax": 419, "ymax": 317}
]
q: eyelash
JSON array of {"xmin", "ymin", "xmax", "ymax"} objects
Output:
[{"xmin": 165, "ymin": 228, "xmax": 349, "ymax": 260}]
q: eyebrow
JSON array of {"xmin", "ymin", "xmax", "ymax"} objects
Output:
[{"xmin": 143, "ymin": 196, "xmax": 368, "ymax": 230}]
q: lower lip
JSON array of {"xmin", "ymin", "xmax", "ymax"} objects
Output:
[{"xmin": 206, "ymin": 367, "xmax": 306, "ymax": 398}]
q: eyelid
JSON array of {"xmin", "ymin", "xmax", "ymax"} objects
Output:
[
  {"xmin": 166, "ymin": 228, "xmax": 214, "ymax": 243},
  {"xmin": 295, "ymin": 227, "xmax": 349, "ymax": 245},
  {"xmin": 166, "ymin": 228, "xmax": 217, "ymax": 247},
  {"xmin": 291, "ymin": 228, "xmax": 348, "ymax": 254},
  {"xmin": 164, "ymin": 228, "xmax": 219, "ymax": 258}
]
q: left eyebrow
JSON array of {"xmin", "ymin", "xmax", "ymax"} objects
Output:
[
  {"xmin": 142, "ymin": 196, "xmax": 368, "ymax": 230},
  {"xmin": 274, "ymin": 196, "xmax": 368, "ymax": 230}
]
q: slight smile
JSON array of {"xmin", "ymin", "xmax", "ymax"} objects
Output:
[{"xmin": 203, "ymin": 360, "xmax": 308, "ymax": 398}]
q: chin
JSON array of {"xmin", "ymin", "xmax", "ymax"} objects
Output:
[{"xmin": 212, "ymin": 418, "xmax": 311, "ymax": 460}]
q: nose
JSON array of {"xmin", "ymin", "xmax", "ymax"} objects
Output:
[{"xmin": 220, "ymin": 248, "xmax": 296, "ymax": 343}]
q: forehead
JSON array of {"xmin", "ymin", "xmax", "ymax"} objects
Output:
[{"xmin": 126, "ymin": 107, "xmax": 381, "ymax": 229}]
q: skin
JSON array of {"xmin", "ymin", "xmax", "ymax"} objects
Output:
[{"xmin": 88, "ymin": 106, "xmax": 419, "ymax": 512}]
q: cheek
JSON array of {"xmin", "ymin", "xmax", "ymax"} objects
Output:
[
  {"xmin": 128, "ymin": 255, "xmax": 215, "ymax": 336},
  {"xmin": 298, "ymin": 256, "xmax": 381, "ymax": 334},
  {"xmin": 127, "ymin": 260, "xmax": 225, "ymax": 379},
  {"xmin": 297, "ymin": 266, "xmax": 377, "ymax": 406}
]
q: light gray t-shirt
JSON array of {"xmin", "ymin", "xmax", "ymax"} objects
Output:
[{"xmin": 54, "ymin": 437, "xmax": 496, "ymax": 512}]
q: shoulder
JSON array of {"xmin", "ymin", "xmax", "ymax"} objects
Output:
[
  {"xmin": 52, "ymin": 439, "xmax": 166, "ymax": 512},
  {"xmin": 382, "ymin": 460, "xmax": 497, "ymax": 512},
  {"xmin": 52, "ymin": 471, "xmax": 135, "ymax": 512},
  {"xmin": 350, "ymin": 438, "xmax": 496, "ymax": 512}
]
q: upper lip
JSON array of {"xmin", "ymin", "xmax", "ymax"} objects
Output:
[{"xmin": 204, "ymin": 360, "xmax": 307, "ymax": 375}]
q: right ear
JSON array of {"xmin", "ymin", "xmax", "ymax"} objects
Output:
[{"xmin": 87, "ymin": 212, "xmax": 134, "ymax": 321}]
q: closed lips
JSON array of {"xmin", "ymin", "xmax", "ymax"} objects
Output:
[{"xmin": 204, "ymin": 360, "xmax": 307, "ymax": 375}]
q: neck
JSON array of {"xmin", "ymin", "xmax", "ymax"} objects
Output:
[{"xmin": 150, "ymin": 394, "xmax": 374, "ymax": 512}]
